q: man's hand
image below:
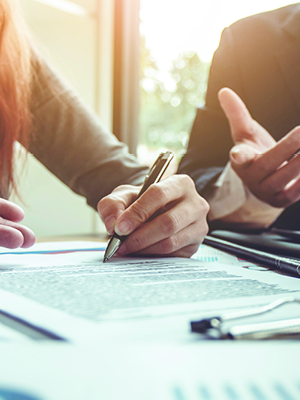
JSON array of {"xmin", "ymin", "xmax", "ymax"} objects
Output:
[
  {"xmin": 218, "ymin": 87, "xmax": 300, "ymax": 208},
  {"xmin": 0, "ymin": 199, "xmax": 35, "ymax": 248},
  {"xmin": 97, "ymin": 175, "xmax": 209, "ymax": 258}
]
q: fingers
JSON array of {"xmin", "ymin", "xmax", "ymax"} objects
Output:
[
  {"xmin": 114, "ymin": 175, "xmax": 201, "ymax": 236},
  {"xmin": 256, "ymin": 155, "xmax": 300, "ymax": 208},
  {"xmin": 114, "ymin": 182, "xmax": 174, "ymax": 237},
  {"xmin": 0, "ymin": 199, "xmax": 35, "ymax": 248},
  {"xmin": 218, "ymin": 88, "xmax": 275, "ymax": 150},
  {"xmin": 0, "ymin": 225, "xmax": 24, "ymax": 248},
  {"xmin": 99, "ymin": 175, "xmax": 209, "ymax": 258},
  {"xmin": 17, "ymin": 224, "xmax": 36, "ymax": 248},
  {"xmin": 220, "ymin": 89, "xmax": 300, "ymax": 209},
  {"xmin": 234, "ymin": 125, "xmax": 300, "ymax": 176},
  {"xmin": 115, "ymin": 176, "xmax": 209, "ymax": 257},
  {"xmin": 261, "ymin": 126, "xmax": 300, "ymax": 173},
  {"xmin": 120, "ymin": 218, "xmax": 208, "ymax": 258},
  {"xmin": 0, "ymin": 198, "xmax": 25, "ymax": 223},
  {"xmin": 229, "ymin": 125, "xmax": 300, "ymax": 207},
  {"xmin": 0, "ymin": 217, "xmax": 35, "ymax": 249},
  {"xmin": 218, "ymin": 88, "xmax": 254, "ymax": 142},
  {"xmin": 274, "ymin": 176, "xmax": 300, "ymax": 208},
  {"xmin": 230, "ymin": 143, "xmax": 258, "ymax": 168},
  {"xmin": 97, "ymin": 185, "xmax": 140, "ymax": 234},
  {"xmin": 262, "ymin": 146, "xmax": 300, "ymax": 193}
]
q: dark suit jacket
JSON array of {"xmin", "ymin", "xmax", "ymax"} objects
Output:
[{"xmin": 178, "ymin": 3, "xmax": 300, "ymax": 229}]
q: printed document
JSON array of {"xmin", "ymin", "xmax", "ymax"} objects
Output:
[{"xmin": 0, "ymin": 241, "xmax": 299, "ymax": 342}]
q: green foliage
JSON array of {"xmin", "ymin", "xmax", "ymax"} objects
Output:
[{"xmin": 139, "ymin": 35, "xmax": 210, "ymax": 154}]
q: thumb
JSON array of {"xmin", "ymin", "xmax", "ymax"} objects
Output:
[
  {"xmin": 218, "ymin": 88, "xmax": 257, "ymax": 145},
  {"xmin": 230, "ymin": 143, "xmax": 257, "ymax": 170}
]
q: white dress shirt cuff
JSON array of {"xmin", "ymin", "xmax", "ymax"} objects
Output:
[{"xmin": 207, "ymin": 163, "xmax": 284, "ymax": 228}]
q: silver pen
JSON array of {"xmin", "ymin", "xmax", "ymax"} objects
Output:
[
  {"xmin": 103, "ymin": 151, "xmax": 174, "ymax": 263},
  {"xmin": 190, "ymin": 297, "xmax": 300, "ymax": 339}
]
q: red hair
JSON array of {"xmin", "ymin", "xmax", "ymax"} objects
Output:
[{"xmin": 0, "ymin": 0, "xmax": 31, "ymax": 198}]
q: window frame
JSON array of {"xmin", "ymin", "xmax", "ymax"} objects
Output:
[{"xmin": 113, "ymin": 0, "xmax": 141, "ymax": 155}]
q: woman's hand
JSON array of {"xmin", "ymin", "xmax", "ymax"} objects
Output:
[
  {"xmin": 98, "ymin": 174, "xmax": 209, "ymax": 258},
  {"xmin": 0, "ymin": 199, "xmax": 35, "ymax": 248}
]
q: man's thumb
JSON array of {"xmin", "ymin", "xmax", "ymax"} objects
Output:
[
  {"xmin": 218, "ymin": 88, "xmax": 253, "ymax": 144},
  {"xmin": 230, "ymin": 144, "xmax": 257, "ymax": 169}
]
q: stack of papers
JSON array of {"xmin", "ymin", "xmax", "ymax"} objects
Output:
[
  {"xmin": 1, "ymin": 241, "xmax": 299, "ymax": 342},
  {"xmin": 0, "ymin": 241, "xmax": 299, "ymax": 399}
]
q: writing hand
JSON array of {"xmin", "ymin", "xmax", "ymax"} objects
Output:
[
  {"xmin": 0, "ymin": 199, "xmax": 35, "ymax": 248},
  {"xmin": 218, "ymin": 87, "xmax": 300, "ymax": 208},
  {"xmin": 97, "ymin": 175, "xmax": 209, "ymax": 258}
]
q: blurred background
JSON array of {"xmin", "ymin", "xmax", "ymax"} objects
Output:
[{"xmin": 16, "ymin": 0, "xmax": 293, "ymax": 239}]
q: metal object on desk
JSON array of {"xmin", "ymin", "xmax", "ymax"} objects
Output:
[
  {"xmin": 0, "ymin": 309, "xmax": 66, "ymax": 341},
  {"xmin": 270, "ymin": 227, "xmax": 300, "ymax": 241},
  {"xmin": 191, "ymin": 297, "xmax": 300, "ymax": 340},
  {"xmin": 228, "ymin": 317, "xmax": 300, "ymax": 340}
]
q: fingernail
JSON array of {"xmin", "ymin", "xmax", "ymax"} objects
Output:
[
  {"xmin": 105, "ymin": 216, "xmax": 116, "ymax": 235},
  {"xmin": 115, "ymin": 219, "xmax": 132, "ymax": 236},
  {"xmin": 230, "ymin": 148, "xmax": 244, "ymax": 164},
  {"xmin": 230, "ymin": 146, "xmax": 254, "ymax": 164}
]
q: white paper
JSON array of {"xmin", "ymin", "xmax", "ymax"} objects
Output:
[
  {"xmin": 0, "ymin": 341, "xmax": 299, "ymax": 400},
  {"xmin": 0, "ymin": 241, "xmax": 299, "ymax": 343}
]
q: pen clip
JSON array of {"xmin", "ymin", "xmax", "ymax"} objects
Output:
[
  {"xmin": 146, "ymin": 152, "xmax": 164, "ymax": 178},
  {"xmin": 140, "ymin": 151, "xmax": 174, "ymax": 196}
]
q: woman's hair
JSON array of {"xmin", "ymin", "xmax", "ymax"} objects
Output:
[{"xmin": 0, "ymin": 0, "xmax": 31, "ymax": 198}]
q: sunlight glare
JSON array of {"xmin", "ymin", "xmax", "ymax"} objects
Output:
[{"xmin": 140, "ymin": 0, "xmax": 294, "ymax": 67}]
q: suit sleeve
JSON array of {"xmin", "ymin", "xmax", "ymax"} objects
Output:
[{"xmin": 178, "ymin": 27, "xmax": 244, "ymax": 197}]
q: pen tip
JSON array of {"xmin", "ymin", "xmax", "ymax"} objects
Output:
[{"xmin": 103, "ymin": 257, "xmax": 108, "ymax": 263}]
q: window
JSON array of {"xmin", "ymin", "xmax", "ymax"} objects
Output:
[
  {"xmin": 138, "ymin": 0, "xmax": 294, "ymax": 166},
  {"xmin": 15, "ymin": 0, "xmax": 114, "ymax": 237}
]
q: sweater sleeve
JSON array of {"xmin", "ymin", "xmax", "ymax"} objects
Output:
[{"xmin": 27, "ymin": 51, "xmax": 148, "ymax": 210}]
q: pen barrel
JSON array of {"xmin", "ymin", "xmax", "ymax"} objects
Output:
[
  {"xmin": 111, "ymin": 232, "xmax": 127, "ymax": 243},
  {"xmin": 138, "ymin": 151, "xmax": 173, "ymax": 198},
  {"xmin": 204, "ymin": 236, "xmax": 300, "ymax": 278},
  {"xmin": 227, "ymin": 318, "xmax": 300, "ymax": 340},
  {"xmin": 276, "ymin": 258, "xmax": 300, "ymax": 276},
  {"xmin": 104, "ymin": 151, "xmax": 173, "ymax": 262}
]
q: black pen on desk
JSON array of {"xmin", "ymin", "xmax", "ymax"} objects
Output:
[
  {"xmin": 203, "ymin": 235, "xmax": 300, "ymax": 278},
  {"xmin": 103, "ymin": 151, "xmax": 174, "ymax": 263},
  {"xmin": 270, "ymin": 227, "xmax": 300, "ymax": 241}
]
